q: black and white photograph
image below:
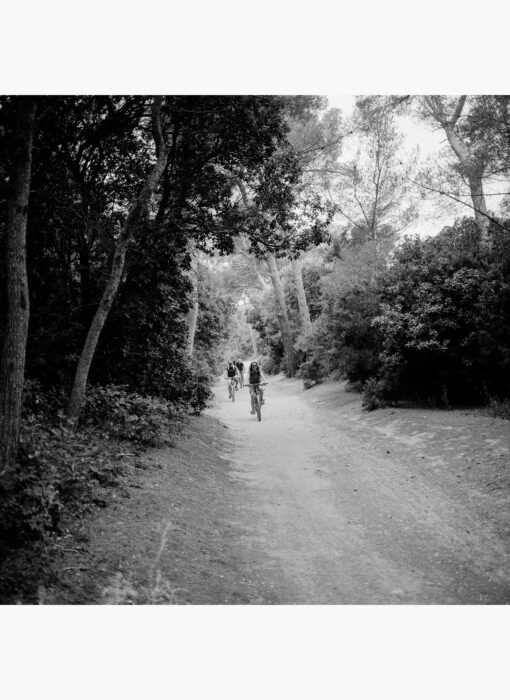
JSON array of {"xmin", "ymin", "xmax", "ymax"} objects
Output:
[
  {"xmin": 1, "ymin": 92, "xmax": 509, "ymax": 607},
  {"xmin": 1, "ymin": 2, "xmax": 509, "ymax": 698}
]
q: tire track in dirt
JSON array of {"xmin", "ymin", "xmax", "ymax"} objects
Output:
[{"xmin": 210, "ymin": 377, "xmax": 510, "ymax": 604}]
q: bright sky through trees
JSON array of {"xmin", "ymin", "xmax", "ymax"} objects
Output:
[{"xmin": 325, "ymin": 95, "xmax": 507, "ymax": 237}]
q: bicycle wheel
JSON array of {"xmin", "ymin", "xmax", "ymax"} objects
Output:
[
  {"xmin": 255, "ymin": 395, "xmax": 261, "ymax": 421},
  {"xmin": 231, "ymin": 382, "xmax": 235, "ymax": 402}
]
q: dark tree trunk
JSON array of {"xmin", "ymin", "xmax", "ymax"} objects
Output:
[
  {"xmin": 186, "ymin": 253, "xmax": 199, "ymax": 357},
  {"xmin": 67, "ymin": 98, "xmax": 169, "ymax": 424},
  {"xmin": 0, "ymin": 97, "xmax": 37, "ymax": 468},
  {"xmin": 78, "ymin": 244, "xmax": 92, "ymax": 328}
]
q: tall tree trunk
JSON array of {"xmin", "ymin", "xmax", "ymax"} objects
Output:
[
  {"xmin": 67, "ymin": 97, "xmax": 169, "ymax": 423},
  {"xmin": 426, "ymin": 96, "xmax": 490, "ymax": 242},
  {"xmin": 443, "ymin": 127, "xmax": 490, "ymax": 240},
  {"xmin": 0, "ymin": 97, "xmax": 37, "ymax": 468},
  {"xmin": 249, "ymin": 324, "xmax": 258, "ymax": 357},
  {"xmin": 266, "ymin": 252, "xmax": 296, "ymax": 377},
  {"xmin": 186, "ymin": 253, "xmax": 199, "ymax": 357},
  {"xmin": 467, "ymin": 170, "xmax": 490, "ymax": 238},
  {"xmin": 290, "ymin": 256, "xmax": 312, "ymax": 334}
]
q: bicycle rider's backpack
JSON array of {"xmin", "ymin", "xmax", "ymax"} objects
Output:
[{"xmin": 249, "ymin": 365, "xmax": 261, "ymax": 384}]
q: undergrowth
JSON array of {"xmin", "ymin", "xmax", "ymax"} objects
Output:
[
  {"xmin": 0, "ymin": 382, "xmax": 187, "ymax": 603},
  {"xmin": 99, "ymin": 520, "xmax": 185, "ymax": 604},
  {"xmin": 486, "ymin": 398, "xmax": 510, "ymax": 421},
  {"xmin": 81, "ymin": 384, "xmax": 187, "ymax": 447},
  {"xmin": 361, "ymin": 378, "xmax": 390, "ymax": 411}
]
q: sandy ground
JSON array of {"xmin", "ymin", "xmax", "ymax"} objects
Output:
[
  {"xmin": 205, "ymin": 378, "xmax": 510, "ymax": 604},
  {"xmin": 50, "ymin": 377, "xmax": 510, "ymax": 604}
]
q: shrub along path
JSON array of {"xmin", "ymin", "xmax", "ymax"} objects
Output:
[{"xmin": 43, "ymin": 377, "xmax": 510, "ymax": 604}]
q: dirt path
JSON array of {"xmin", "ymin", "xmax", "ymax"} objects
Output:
[
  {"xmin": 51, "ymin": 377, "xmax": 510, "ymax": 604},
  {"xmin": 207, "ymin": 377, "xmax": 510, "ymax": 604}
]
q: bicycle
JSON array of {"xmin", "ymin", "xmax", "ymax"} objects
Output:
[{"xmin": 249, "ymin": 382, "xmax": 267, "ymax": 421}]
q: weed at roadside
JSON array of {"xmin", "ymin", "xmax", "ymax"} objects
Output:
[{"xmin": 101, "ymin": 520, "xmax": 184, "ymax": 604}]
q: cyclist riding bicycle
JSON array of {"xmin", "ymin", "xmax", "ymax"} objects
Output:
[
  {"xmin": 226, "ymin": 361, "xmax": 240, "ymax": 397},
  {"xmin": 248, "ymin": 360, "xmax": 267, "ymax": 414}
]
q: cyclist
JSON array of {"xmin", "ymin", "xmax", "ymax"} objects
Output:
[
  {"xmin": 226, "ymin": 362, "xmax": 239, "ymax": 398},
  {"xmin": 248, "ymin": 360, "xmax": 267, "ymax": 414},
  {"xmin": 235, "ymin": 359, "xmax": 244, "ymax": 387}
]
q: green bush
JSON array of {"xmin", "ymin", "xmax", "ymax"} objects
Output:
[
  {"xmin": 0, "ymin": 454, "xmax": 62, "ymax": 545},
  {"xmin": 299, "ymin": 358, "xmax": 324, "ymax": 388},
  {"xmin": 260, "ymin": 355, "xmax": 279, "ymax": 375},
  {"xmin": 345, "ymin": 379, "xmax": 365, "ymax": 393},
  {"xmin": 81, "ymin": 385, "xmax": 184, "ymax": 446},
  {"xmin": 183, "ymin": 367, "xmax": 214, "ymax": 415},
  {"xmin": 373, "ymin": 219, "xmax": 510, "ymax": 404},
  {"xmin": 311, "ymin": 282, "xmax": 382, "ymax": 384},
  {"xmin": 362, "ymin": 378, "xmax": 389, "ymax": 411},
  {"xmin": 0, "ymin": 413, "xmax": 123, "ymax": 548}
]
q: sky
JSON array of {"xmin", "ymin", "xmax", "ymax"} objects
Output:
[
  {"xmin": 326, "ymin": 95, "xmax": 445, "ymax": 155},
  {"xmin": 324, "ymin": 95, "xmax": 496, "ymax": 237}
]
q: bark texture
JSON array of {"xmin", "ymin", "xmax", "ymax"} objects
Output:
[
  {"xmin": 266, "ymin": 252, "xmax": 296, "ymax": 376},
  {"xmin": 0, "ymin": 98, "xmax": 37, "ymax": 467},
  {"xmin": 67, "ymin": 98, "xmax": 169, "ymax": 423},
  {"xmin": 186, "ymin": 252, "xmax": 199, "ymax": 357},
  {"xmin": 291, "ymin": 256, "xmax": 312, "ymax": 334}
]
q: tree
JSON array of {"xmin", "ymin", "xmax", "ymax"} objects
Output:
[
  {"xmin": 422, "ymin": 96, "xmax": 490, "ymax": 240},
  {"xmin": 67, "ymin": 97, "xmax": 169, "ymax": 422},
  {"xmin": 186, "ymin": 245, "xmax": 199, "ymax": 357},
  {"xmin": 216, "ymin": 152, "xmax": 302, "ymax": 376},
  {"xmin": 5, "ymin": 95, "xmax": 291, "ymax": 420},
  {"xmin": 467, "ymin": 96, "xmax": 510, "ymax": 179},
  {"xmin": 373, "ymin": 218, "xmax": 510, "ymax": 402},
  {"xmin": 328, "ymin": 110, "xmax": 415, "ymax": 247},
  {"xmin": 223, "ymin": 103, "xmax": 340, "ymax": 374},
  {"xmin": 285, "ymin": 106, "xmax": 344, "ymax": 337},
  {"xmin": 357, "ymin": 95, "xmax": 507, "ymax": 240},
  {"xmin": 290, "ymin": 255, "xmax": 312, "ymax": 334},
  {"xmin": 265, "ymin": 250, "xmax": 297, "ymax": 375},
  {"xmin": 0, "ymin": 97, "xmax": 37, "ymax": 466}
]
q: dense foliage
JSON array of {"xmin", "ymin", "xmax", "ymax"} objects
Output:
[
  {"xmin": 374, "ymin": 219, "xmax": 510, "ymax": 404},
  {"xmin": 0, "ymin": 95, "xmax": 292, "ymax": 413},
  {"xmin": 0, "ymin": 95, "xmax": 297, "ymax": 593},
  {"xmin": 298, "ymin": 218, "xmax": 510, "ymax": 408}
]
